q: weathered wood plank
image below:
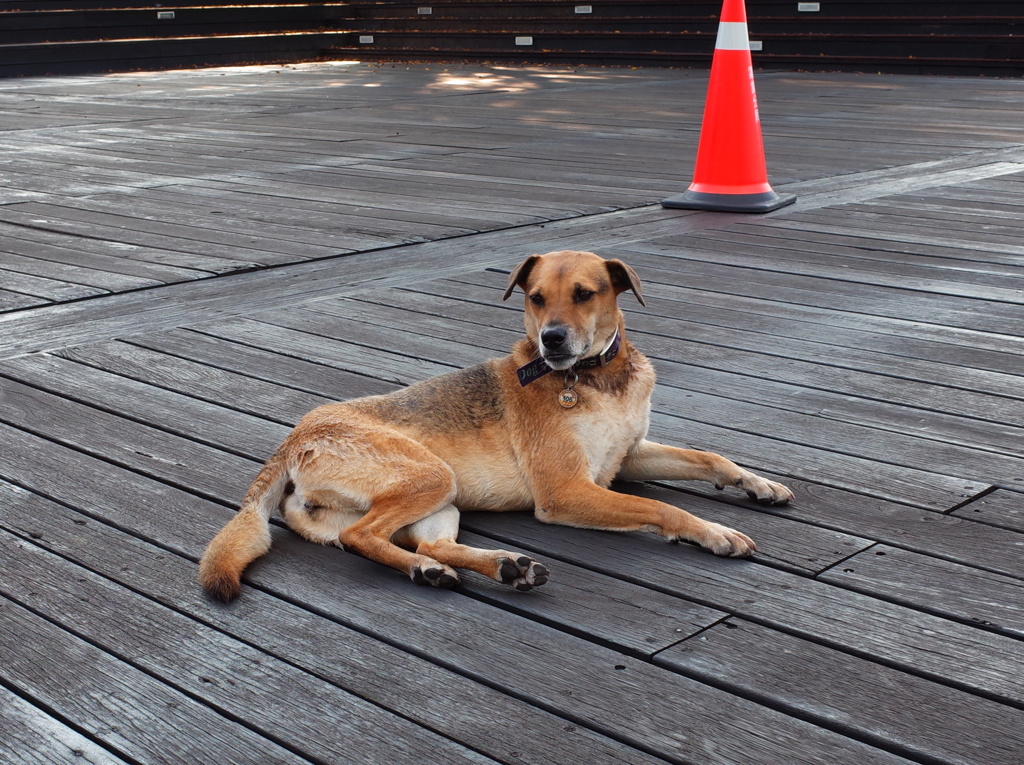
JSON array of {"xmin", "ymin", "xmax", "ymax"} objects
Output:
[
  {"xmin": 0, "ymin": 288, "xmax": 47, "ymax": 312},
  {"xmin": 952, "ymin": 488, "xmax": 1024, "ymax": 532},
  {"xmin": 458, "ymin": 527, "xmax": 728, "ymax": 654},
  {"xmin": 316, "ymin": 161, "xmax": 656, "ymax": 208},
  {"xmin": 609, "ymin": 246, "xmax": 1024, "ymax": 336},
  {"xmin": 759, "ymin": 216, "xmax": 1024, "ymax": 272},
  {"xmin": 882, "ymin": 185, "xmax": 1024, "ymax": 215},
  {"xmin": 79, "ymin": 188, "xmax": 463, "ymax": 249},
  {"xmin": 54, "ymin": 340, "xmax": 329, "ymax": 423},
  {"xmin": 638, "ymin": 234, "xmax": 1024, "ymax": 304},
  {"xmin": 122, "ymin": 181, "xmax": 477, "ymax": 237},
  {"xmin": 0, "ymin": 221, "xmax": 213, "ymax": 284},
  {"xmin": 197, "ymin": 316, "xmax": 459, "ymax": 386},
  {"xmin": 0, "ymin": 482, "xmax": 671, "ymax": 765},
  {"xmin": 659, "ymin": 475, "xmax": 1024, "ymax": 582},
  {"xmin": 0, "ymin": 201, "xmax": 338, "ymax": 266},
  {"xmin": 0, "ymin": 266, "xmax": 103, "ymax": 303},
  {"xmin": 131, "ymin": 327, "xmax": 398, "ymax": 401},
  {"xmin": 16, "ymin": 190, "xmax": 422, "ymax": 257},
  {"xmin": 67, "ymin": 127, "xmax": 459, "ymax": 165},
  {"xmin": 0, "ymin": 421, "xmax": 252, "ymax": 549},
  {"xmin": 0, "ymin": 530, "xmax": 498, "ymax": 765},
  {"xmin": 384, "ymin": 150, "xmax": 686, "ymax": 189},
  {"xmin": 0, "ymin": 204, "xmax": 267, "ymax": 273},
  {"xmin": 797, "ymin": 206, "xmax": 1024, "ymax": 247},
  {"xmin": 266, "ymin": 303, "xmax": 505, "ymax": 366},
  {"xmin": 465, "ymin": 511, "xmax": 1024, "ymax": 706},
  {"xmin": 160, "ymin": 177, "xmax": 508, "ymax": 232},
  {"xmin": 0, "ymin": 597, "xmax": 310, "ymax": 765},
  {"xmin": 771, "ymin": 157, "xmax": 1024, "ymax": 213},
  {"xmin": 656, "ymin": 619, "xmax": 1024, "ymax": 765},
  {"xmin": 0, "ymin": 354, "xmax": 290, "ymax": 458},
  {"xmin": 687, "ymin": 222, "xmax": 1024, "ymax": 274},
  {"xmin": 853, "ymin": 196, "xmax": 1024, "ymax": 227},
  {"xmin": 648, "ymin": 388, "xmax": 1021, "ymax": 491},
  {"xmin": 0, "ymin": 161, "xmax": 178, "ymax": 201},
  {"xmin": 818, "ymin": 544, "xmax": 1024, "ymax": 638},
  {"xmin": 0, "ymin": 246, "xmax": 161, "ymax": 293},
  {"xmin": 0, "ymin": 685, "xmax": 128, "ymax": 765},
  {"xmin": 0, "ymin": 374, "xmax": 259, "ymax": 501},
  {"xmin": 182, "ymin": 174, "xmax": 555, "ymax": 225}
]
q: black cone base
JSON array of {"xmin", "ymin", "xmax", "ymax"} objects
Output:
[{"xmin": 661, "ymin": 188, "xmax": 796, "ymax": 214}]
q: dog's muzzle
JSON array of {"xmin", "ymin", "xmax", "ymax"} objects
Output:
[{"xmin": 539, "ymin": 325, "xmax": 579, "ymax": 369}]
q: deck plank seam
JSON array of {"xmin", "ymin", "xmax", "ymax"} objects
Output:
[
  {"xmin": 0, "ymin": 586, "xmax": 326, "ymax": 765},
  {"xmin": 0, "ymin": 669, "xmax": 136, "ymax": 765},
  {"xmin": 648, "ymin": 617, "xmax": 955, "ymax": 765},
  {"xmin": 0, "ymin": 523, "xmax": 521, "ymax": 765},
  {"xmin": 4, "ymin": 148, "xmax": 1024, "ymax": 360},
  {"xmin": 455, "ymin": 519, "xmax": 1024, "ymax": 711}
]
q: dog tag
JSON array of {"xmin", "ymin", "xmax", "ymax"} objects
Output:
[{"xmin": 558, "ymin": 388, "xmax": 578, "ymax": 408}]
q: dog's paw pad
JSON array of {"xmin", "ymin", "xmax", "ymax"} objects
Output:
[
  {"xmin": 499, "ymin": 558, "xmax": 521, "ymax": 583},
  {"xmin": 411, "ymin": 563, "xmax": 459, "ymax": 588},
  {"xmin": 497, "ymin": 556, "xmax": 549, "ymax": 591}
]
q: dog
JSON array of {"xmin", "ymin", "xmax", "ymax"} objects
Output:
[{"xmin": 199, "ymin": 250, "xmax": 793, "ymax": 601}]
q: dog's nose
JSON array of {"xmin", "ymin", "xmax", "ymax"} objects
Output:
[{"xmin": 540, "ymin": 326, "xmax": 567, "ymax": 349}]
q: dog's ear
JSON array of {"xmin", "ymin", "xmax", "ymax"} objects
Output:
[
  {"xmin": 606, "ymin": 259, "xmax": 646, "ymax": 306},
  {"xmin": 502, "ymin": 255, "xmax": 542, "ymax": 300}
]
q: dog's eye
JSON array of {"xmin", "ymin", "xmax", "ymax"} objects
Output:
[
  {"xmin": 530, "ymin": 293, "xmax": 544, "ymax": 306},
  {"xmin": 575, "ymin": 289, "xmax": 594, "ymax": 303}
]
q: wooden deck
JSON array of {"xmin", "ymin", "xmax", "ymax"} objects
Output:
[{"xmin": 1, "ymin": 61, "xmax": 1023, "ymax": 765}]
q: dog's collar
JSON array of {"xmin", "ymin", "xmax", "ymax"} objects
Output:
[{"xmin": 516, "ymin": 331, "xmax": 621, "ymax": 387}]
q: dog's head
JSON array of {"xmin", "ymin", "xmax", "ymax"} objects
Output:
[{"xmin": 502, "ymin": 250, "xmax": 645, "ymax": 370}]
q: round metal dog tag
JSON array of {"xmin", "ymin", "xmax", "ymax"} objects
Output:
[{"xmin": 558, "ymin": 388, "xmax": 579, "ymax": 408}]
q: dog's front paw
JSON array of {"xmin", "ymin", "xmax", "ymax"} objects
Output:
[
  {"xmin": 698, "ymin": 522, "xmax": 757, "ymax": 557},
  {"xmin": 497, "ymin": 555, "xmax": 550, "ymax": 592},
  {"xmin": 734, "ymin": 473, "xmax": 794, "ymax": 506}
]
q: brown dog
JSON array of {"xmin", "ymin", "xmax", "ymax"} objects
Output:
[{"xmin": 199, "ymin": 250, "xmax": 793, "ymax": 601}]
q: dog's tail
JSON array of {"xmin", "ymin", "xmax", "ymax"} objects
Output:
[{"xmin": 199, "ymin": 453, "xmax": 289, "ymax": 602}]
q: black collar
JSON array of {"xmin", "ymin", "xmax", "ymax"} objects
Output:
[{"xmin": 516, "ymin": 331, "xmax": 621, "ymax": 387}]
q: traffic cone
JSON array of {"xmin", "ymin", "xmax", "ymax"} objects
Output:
[{"xmin": 662, "ymin": 0, "xmax": 795, "ymax": 213}]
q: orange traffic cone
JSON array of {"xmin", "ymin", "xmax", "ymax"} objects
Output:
[{"xmin": 662, "ymin": 0, "xmax": 795, "ymax": 213}]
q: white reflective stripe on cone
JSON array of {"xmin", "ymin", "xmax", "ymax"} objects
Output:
[{"xmin": 715, "ymin": 21, "xmax": 750, "ymax": 51}]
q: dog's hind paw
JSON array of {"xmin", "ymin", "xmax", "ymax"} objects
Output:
[
  {"xmin": 498, "ymin": 555, "xmax": 550, "ymax": 592},
  {"xmin": 411, "ymin": 562, "xmax": 460, "ymax": 588}
]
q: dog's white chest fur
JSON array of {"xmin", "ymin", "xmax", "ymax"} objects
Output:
[{"xmin": 571, "ymin": 381, "xmax": 652, "ymax": 486}]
